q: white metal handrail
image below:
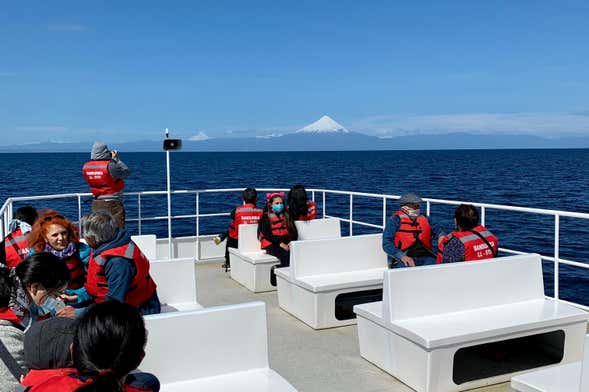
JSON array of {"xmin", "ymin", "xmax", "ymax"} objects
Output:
[{"xmin": 1, "ymin": 187, "xmax": 588, "ymax": 309}]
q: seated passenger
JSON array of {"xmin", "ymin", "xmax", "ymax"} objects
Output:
[
  {"xmin": 0, "ymin": 206, "xmax": 38, "ymax": 268},
  {"xmin": 214, "ymin": 187, "xmax": 263, "ymax": 271},
  {"xmin": 81, "ymin": 211, "xmax": 160, "ymax": 315},
  {"xmin": 382, "ymin": 193, "xmax": 443, "ymax": 268},
  {"xmin": 437, "ymin": 204, "xmax": 498, "ymax": 263},
  {"xmin": 9, "ymin": 253, "xmax": 72, "ymax": 328},
  {"xmin": 0, "ymin": 267, "xmax": 26, "ymax": 390},
  {"xmin": 24, "ymin": 301, "xmax": 160, "ymax": 392},
  {"xmin": 27, "ymin": 210, "xmax": 90, "ymax": 291},
  {"xmin": 287, "ymin": 184, "xmax": 317, "ymax": 221},
  {"xmin": 258, "ymin": 192, "xmax": 298, "ymax": 268}
]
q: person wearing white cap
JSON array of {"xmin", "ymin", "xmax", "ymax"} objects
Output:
[{"xmin": 382, "ymin": 193, "xmax": 443, "ymax": 268}]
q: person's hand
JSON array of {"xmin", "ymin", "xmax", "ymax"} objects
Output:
[
  {"xmin": 401, "ymin": 255, "xmax": 415, "ymax": 267},
  {"xmin": 280, "ymin": 242, "xmax": 290, "ymax": 251},
  {"xmin": 438, "ymin": 235, "xmax": 446, "ymax": 245},
  {"xmin": 60, "ymin": 294, "xmax": 78, "ymax": 303},
  {"xmin": 56, "ymin": 306, "xmax": 76, "ymax": 319},
  {"xmin": 111, "ymin": 150, "xmax": 119, "ymax": 161},
  {"xmin": 213, "ymin": 236, "xmax": 222, "ymax": 245}
]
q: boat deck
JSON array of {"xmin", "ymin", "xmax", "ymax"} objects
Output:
[{"xmin": 194, "ymin": 261, "xmax": 514, "ymax": 392}]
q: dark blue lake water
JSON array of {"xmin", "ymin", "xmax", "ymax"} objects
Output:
[{"xmin": 1, "ymin": 149, "xmax": 588, "ymax": 305}]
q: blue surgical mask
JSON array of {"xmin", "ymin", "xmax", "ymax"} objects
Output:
[
  {"xmin": 272, "ymin": 204, "xmax": 284, "ymax": 213},
  {"xmin": 37, "ymin": 296, "xmax": 66, "ymax": 317}
]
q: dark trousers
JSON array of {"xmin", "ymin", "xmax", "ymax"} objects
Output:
[
  {"xmin": 224, "ymin": 236, "xmax": 238, "ymax": 267},
  {"xmin": 92, "ymin": 199, "xmax": 126, "ymax": 228},
  {"xmin": 265, "ymin": 243, "xmax": 290, "ymax": 287}
]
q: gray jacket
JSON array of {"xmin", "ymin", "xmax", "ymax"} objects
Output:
[
  {"xmin": 0, "ymin": 319, "xmax": 25, "ymax": 392},
  {"xmin": 90, "ymin": 141, "xmax": 130, "ymax": 200}
]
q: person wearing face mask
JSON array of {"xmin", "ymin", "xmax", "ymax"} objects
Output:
[
  {"xmin": 382, "ymin": 193, "xmax": 443, "ymax": 268},
  {"xmin": 437, "ymin": 204, "xmax": 498, "ymax": 263},
  {"xmin": 258, "ymin": 193, "xmax": 298, "ymax": 284},
  {"xmin": 0, "ymin": 206, "xmax": 38, "ymax": 268}
]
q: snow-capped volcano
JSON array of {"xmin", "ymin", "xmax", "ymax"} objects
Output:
[{"xmin": 296, "ymin": 115, "xmax": 350, "ymax": 133}]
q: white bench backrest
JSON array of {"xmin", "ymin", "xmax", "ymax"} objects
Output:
[
  {"xmin": 291, "ymin": 233, "xmax": 387, "ymax": 278},
  {"xmin": 295, "ymin": 218, "xmax": 341, "ymax": 240},
  {"xmin": 238, "ymin": 224, "xmax": 262, "ymax": 253},
  {"xmin": 149, "ymin": 259, "xmax": 196, "ymax": 306},
  {"xmin": 131, "ymin": 234, "xmax": 157, "ymax": 261},
  {"xmin": 382, "ymin": 254, "xmax": 544, "ymax": 321},
  {"xmin": 141, "ymin": 302, "xmax": 268, "ymax": 384}
]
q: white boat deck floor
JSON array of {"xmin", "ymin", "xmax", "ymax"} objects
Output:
[{"xmin": 195, "ymin": 262, "xmax": 514, "ymax": 392}]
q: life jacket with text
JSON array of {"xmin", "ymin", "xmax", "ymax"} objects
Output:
[
  {"xmin": 297, "ymin": 200, "xmax": 317, "ymax": 221},
  {"xmin": 23, "ymin": 372, "xmax": 152, "ymax": 392},
  {"xmin": 85, "ymin": 241, "xmax": 156, "ymax": 307},
  {"xmin": 62, "ymin": 250, "xmax": 86, "ymax": 290},
  {"xmin": 82, "ymin": 160, "xmax": 125, "ymax": 198},
  {"xmin": 392, "ymin": 210, "xmax": 432, "ymax": 256},
  {"xmin": 436, "ymin": 225, "xmax": 498, "ymax": 263},
  {"xmin": 259, "ymin": 213, "xmax": 290, "ymax": 249},
  {"xmin": 4, "ymin": 227, "xmax": 30, "ymax": 268},
  {"xmin": 228, "ymin": 204, "xmax": 263, "ymax": 239}
]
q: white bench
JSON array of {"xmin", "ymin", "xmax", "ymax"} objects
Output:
[
  {"xmin": 275, "ymin": 233, "xmax": 387, "ymax": 329},
  {"xmin": 149, "ymin": 258, "xmax": 202, "ymax": 312},
  {"xmin": 141, "ymin": 301, "xmax": 297, "ymax": 392},
  {"xmin": 511, "ymin": 334, "xmax": 589, "ymax": 392},
  {"xmin": 353, "ymin": 254, "xmax": 589, "ymax": 392},
  {"xmin": 132, "ymin": 234, "xmax": 226, "ymax": 262},
  {"xmin": 229, "ymin": 218, "xmax": 341, "ymax": 293}
]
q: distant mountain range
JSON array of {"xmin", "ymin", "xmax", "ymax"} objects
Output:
[{"xmin": 2, "ymin": 115, "xmax": 588, "ymax": 152}]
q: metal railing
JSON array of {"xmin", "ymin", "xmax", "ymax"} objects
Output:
[{"xmin": 2, "ymin": 187, "xmax": 588, "ymax": 310}]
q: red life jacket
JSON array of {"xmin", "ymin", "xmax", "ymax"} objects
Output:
[
  {"xmin": 82, "ymin": 160, "xmax": 125, "ymax": 198},
  {"xmin": 85, "ymin": 241, "xmax": 156, "ymax": 307},
  {"xmin": 4, "ymin": 227, "xmax": 30, "ymax": 268},
  {"xmin": 228, "ymin": 204, "xmax": 263, "ymax": 239},
  {"xmin": 63, "ymin": 251, "xmax": 86, "ymax": 290},
  {"xmin": 259, "ymin": 213, "xmax": 290, "ymax": 249},
  {"xmin": 392, "ymin": 210, "xmax": 432, "ymax": 251},
  {"xmin": 25, "ymin": 372, "xmax": 152, "ymax": 392},
  {"xmin": 297, "ymin": 200, "xmax": 317, "ymax": 221},
  {"xmin": 437, "ymin": 225, "xmax": 498, "ymax": 263},
  {"xmin": 0, "ymin": 307, "xmax": 23, "ymax": 326},
  {"xmin": 21, "ymin": 368, "xmax": 77, "ymax": 387}
]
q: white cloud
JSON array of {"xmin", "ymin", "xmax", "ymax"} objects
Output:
[
  {"xmin": 256, "ymin": 133, "xmax": 283, "ymax": 139},
  {"xmin": 189, "ymin": 131, "xmax": 210, "ymax": 141},
  {"xmin": 349, "ymin": 112, "xmax": 589, "ymax": 137},
  {"xmin": 48, "ymin": 24, "xmax": 87, "ymax": 32}
]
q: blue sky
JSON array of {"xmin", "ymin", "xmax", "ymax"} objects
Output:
[{"xmin": 1, "ymin": 1, "xmax": 589, "ymax": 145}]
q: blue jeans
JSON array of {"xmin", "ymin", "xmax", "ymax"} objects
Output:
[{"xmin": 388, "ymin": 256, "xmax": 436, "ymax": 269}]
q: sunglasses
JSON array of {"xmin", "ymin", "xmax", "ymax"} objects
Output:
[{"xmin": 43, "ymin": 214, "xmax": 65, "ymax": 222}]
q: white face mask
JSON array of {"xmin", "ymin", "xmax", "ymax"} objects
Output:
[{"xmin": 402, "ymin": 206, "xmax": 420, "ymax": 218}]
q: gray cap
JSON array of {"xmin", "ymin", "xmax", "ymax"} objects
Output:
[
  {"xmin": 398, "ymin": 193, "xmax": 422, "ymax": 206},
  {"xmin": 91, "ymin": 141, "xmax": 111, "ymax": 160}
]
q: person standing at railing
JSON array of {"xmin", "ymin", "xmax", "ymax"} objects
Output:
[
  {"xmin": 258, "ymin": 192, "xmax": 298, "ymax": 285},
  {"xmin": 214, "ymin": 188, "xmax": 263, "ymax": 271},
  {"xmin": 82, "ymin": 141, "xmax": 130, "ymax": 229},
  {"xmin": 0, "ymin": 206, "xmax": 38, "ymax": 268},
  {"xmin": 80, "ymin": 211, "xmax": 160, "ymax": 316},
  {"xmin": 437, "ymin": 204, "xmax": 498, "ymax": 263},
  {"xmin": 287, "ymin": 184, "xmax": 317, "ymax": 221},
  {"xmin": 382, "ymin": 193, "xmax": 444, "ymax": 268}
]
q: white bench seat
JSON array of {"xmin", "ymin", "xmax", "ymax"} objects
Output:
[
  {"xmin": 358, "ymin": 298, "xmax": 587, "ymax": 349},
  {"xmin": 353, "ymin": 254, "xmax": 589, "ymax": 392},
  {"xmin": 149, "ymin": 258, "xmax": 201, "ymax": 312},
  {"xmin": 295, "ymin": 268, "xmax": 387, "ymax": 292},
  {"xmin": 161, "ymin": 368, "xmax": 296, "ymax": 392},
  {"xmin": 276, "ymin": 233, "xmax": 387, "ymax": 329}
]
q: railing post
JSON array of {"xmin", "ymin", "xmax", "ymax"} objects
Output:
[
  {"xmin": 322, "ymin": 192, "xmax": 326, "ymax": 219},
  {"xmin": 196, "ymin": 192, "xmax": 200, "ymax": 261},
  {"xmin": 554, "ymin": 215, "xmax": 560, "ymax": 299},
  {"xmin": 311, "ymin": 191, "xmax": 315, "ymax": 202},
  {"xmin": 137, "ymin": 194, "xmax": 142, "ymax": 235},
  {"xmin": 77, "ymin": 195, "xmax": 82, "ymax": 232},
  {"xmin": 349, "ymin": 194, "xmax": 353, "ymax": 236},
  {"xmin": 426, "ymin": 200, "xmax": 431, "ymax": 217},
  {"xmin": 382, "ymin": 197, "xmax": 387, "ymax": 228},
  {"xmin": 481, "ymin": 206, "xmax": 486, "ymax": 227}
]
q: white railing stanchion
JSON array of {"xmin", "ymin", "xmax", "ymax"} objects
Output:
[
  {"xmin": 554, "ymin": 214, "xmax": 560, "ymax": 299},
  {"xmin": 196, "ymin": 192, "xmax": 200, "ymax": 261},
  {"xmin": 481, "ymin": 206, "xmax": 486, "ymax": 227},
  {"xmin": 137, "ymin": 194, "xmax": 142, "ymax": 235},
  {"xmin": 322, "ymin": 192, "xmax": 326, "ymax": 219},
  {"xmin": 312, "ymin": 190, "xmax": 315, "ymax": 202},
  {"xmin": 77, "ymin": 195, "xmax": 82, "ymax": 232},
  {"xmin": 426, "ymin": 200, "xmax": 430, "ymax": 217},
  {"xmin": 349, "ymin": 194, "xmax": 353, "ymax": 236},
  {"xmin": 382, "ymin": 197, "xmax": 387, "ymax": 228}
]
